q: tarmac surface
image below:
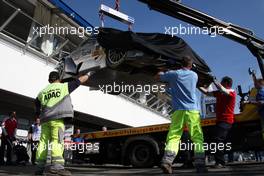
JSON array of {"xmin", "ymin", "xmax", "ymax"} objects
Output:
[{"xmin": 0, "ymin": 162, "xmax": 264, "ymax": 175}]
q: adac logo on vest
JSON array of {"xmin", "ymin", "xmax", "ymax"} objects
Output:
[{"xmin": 44, "ymin": 89, "xmax": 61, "ymax": 101}]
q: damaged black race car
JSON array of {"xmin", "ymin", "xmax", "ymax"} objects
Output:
[{"xmin": 57, "ymin": 28, "xmax": 213, "ymax": 94}]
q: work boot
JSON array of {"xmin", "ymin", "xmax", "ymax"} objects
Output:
[
  {"xmin": 161, "ymin": 163, "xmax": 173, "ymax": 174},
  {"xmin": 35, "ymin": 170, "xmax": 44, "ymax": 175},
  {"xmin": 161, "ymin": 150, "xmax": 176, "ymax": 174},
  {"xmin": 196, "ymin": 165, "xmax": 208, "ymax": 173},
  {"xmin": 43, "ymin": 168, "xmax": 72, "ymax": 176},
  {"xmin": 194, "ymin": 153, "xmax": 208, "ymax": 173},
  {"xmin": 35, "ymin": 168, "xmax": 44, "ymax": 175},
  {"xmin": 35, "ymin": 165, "xmax": 46, "ymax": 175},
  {"xmin": 196, "ymin": 167, "xmax": 208, "ymax": 173}
]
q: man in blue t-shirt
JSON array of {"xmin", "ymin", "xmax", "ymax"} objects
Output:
[
  {"xmin": 72, "ymin": 129, "xmax": 84, "ymax": 143},
  {"xmin": 72, "ymin": 128, "xmax": 84, "ymax": 163},
  {"xmin": 157, "ymin": 56, "xmax": 207, "ymax": 174}
]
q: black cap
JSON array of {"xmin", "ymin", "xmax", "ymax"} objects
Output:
[{"xmin": 49, "ymin": 71, "xmax": 60, "ymax": 83}]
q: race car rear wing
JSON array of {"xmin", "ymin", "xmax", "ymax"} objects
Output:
[{"xmin": 139, "ymin": 0, "xmax": 264, "ymax": 77}]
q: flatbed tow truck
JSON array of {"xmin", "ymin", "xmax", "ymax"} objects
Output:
[
  {"xmin": 72, "ymin": 0, "xmax": 264, "ymax": 168},
  {"xmin": 74, "ymin": 98, "xmax": 263, "ymax": 167}
]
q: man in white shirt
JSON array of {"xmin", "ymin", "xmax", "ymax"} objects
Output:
[{"xmin": 28, "ymin": 117, "xmax": 41, "ymax": 165}]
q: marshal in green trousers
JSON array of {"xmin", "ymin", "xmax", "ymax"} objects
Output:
[
  {"xmin": 36, "ymin": 119, "xmax": 65, "ymax": 167},
  {"xmin": 162, "ymin": 110, "xmax": 205, "ymax": 165}
]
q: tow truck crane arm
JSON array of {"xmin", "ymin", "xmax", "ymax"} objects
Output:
[{"xmin": 138, "ymin": 0, "xmax": 264, "ymax": 77}]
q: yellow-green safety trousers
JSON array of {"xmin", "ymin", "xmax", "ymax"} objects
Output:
[
  {"xmin": 162, "ymin": 110, "xmax": 205, "ymax": 165},
  {"xmin": 36, "ymin": 119, "xmax": 65, "ymax": 166}
]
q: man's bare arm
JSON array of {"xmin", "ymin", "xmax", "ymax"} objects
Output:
[
  {"xmin": 213, "ymin": 81, "xmax": 232, "ymax": 96},
  {"xmin": 198, "ymin": 86, "xmax": 214, "ymax": 97}
]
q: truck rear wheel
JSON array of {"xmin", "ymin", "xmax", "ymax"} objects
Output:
[{"xmin": 128, "ymin": 142, "xmax": 156, "ymax": 168}]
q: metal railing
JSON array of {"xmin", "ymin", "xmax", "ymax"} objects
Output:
[{"xmin": 121, "ymin": 91, "xmax": 173, "ymax": 118}]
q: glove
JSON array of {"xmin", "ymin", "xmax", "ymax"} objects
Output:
[
  {"xmin": 87, "ymin": 71, "xmax": 96, "ymax": 77},
  {"xmin": 213, "ymin": 77, "xmax": 218, "ymax": 83},
  {"xmin": 207, "ymin": 72, "xmax": 216, "ymax": 82}
]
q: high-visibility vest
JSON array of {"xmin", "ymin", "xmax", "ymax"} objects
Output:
[{"xmin": 38, "ymin": 82, "xmax": 74, "ymax": 123}]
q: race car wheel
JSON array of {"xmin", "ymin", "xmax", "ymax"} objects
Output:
[{"xmin": 106, "ymin": 49, "xmax": 127, "ymax": 68}]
